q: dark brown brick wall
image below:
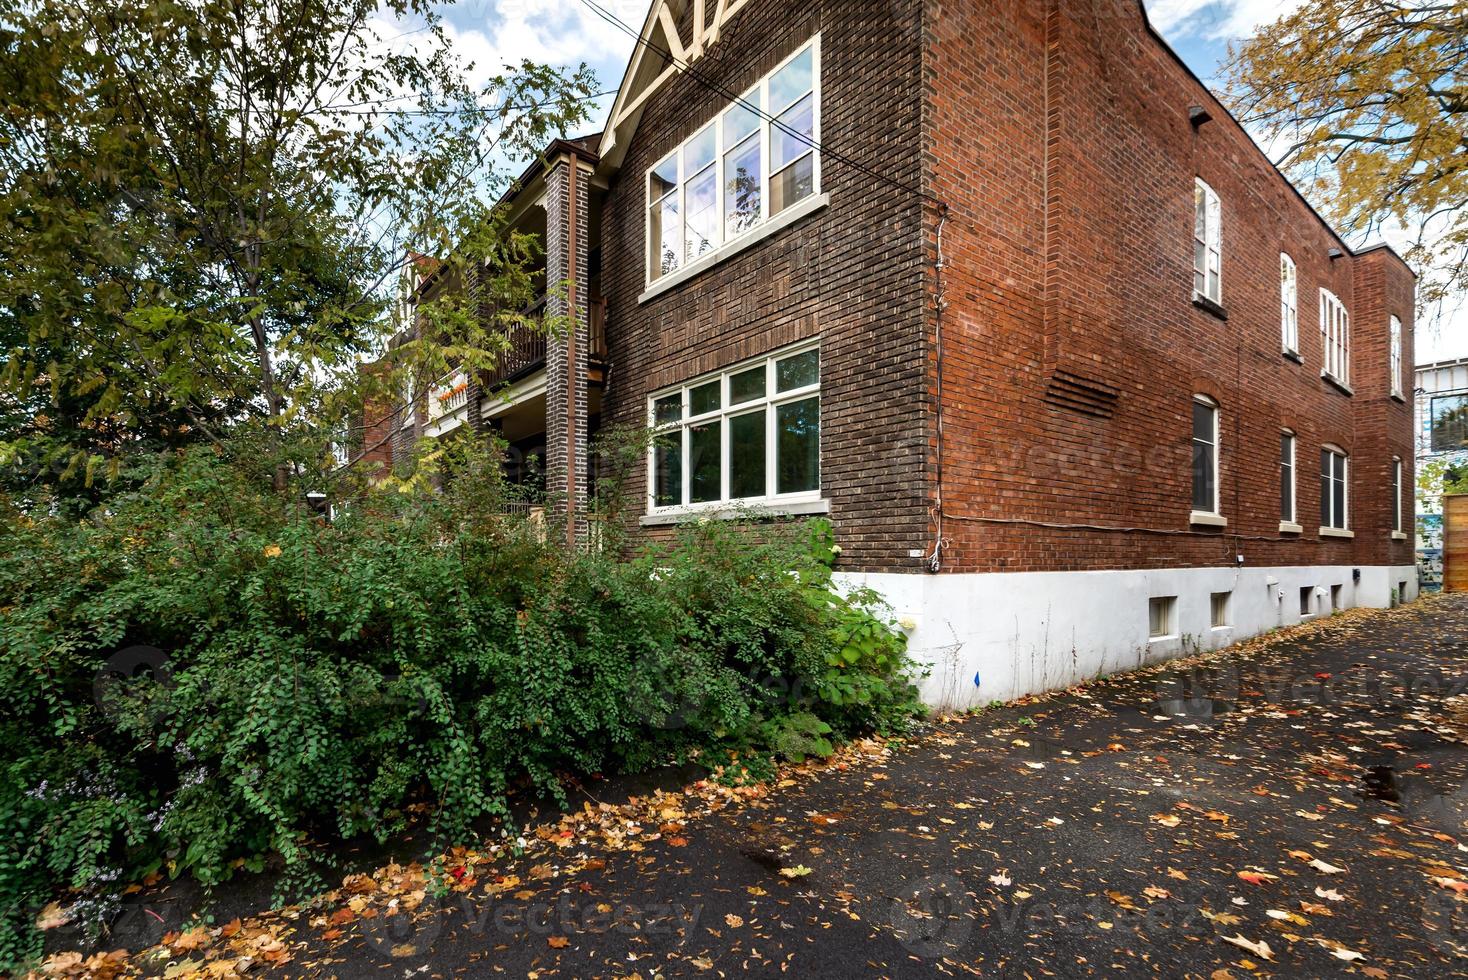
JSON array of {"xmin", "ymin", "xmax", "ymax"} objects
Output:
[
  {"xmin": 598, "ymin": 0, "xmax": 931, "ymax": 571},
  {"xmin": 921, "ymin": 0, "xmax": 1417, "ymax": 573}
]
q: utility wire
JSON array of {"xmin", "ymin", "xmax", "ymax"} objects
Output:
[{"xmin": 574, "ymin": 0, "xmax": 943, "ymax": 208}]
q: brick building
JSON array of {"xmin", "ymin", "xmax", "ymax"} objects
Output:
[{"xmin": 362, "ymin": 0, "xmax": 1419, "ymax": 708}]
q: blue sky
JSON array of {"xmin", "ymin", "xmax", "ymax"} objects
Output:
[{"xmin": 428, "ymin": 0, "xmax": 1462, "ymax": 362}]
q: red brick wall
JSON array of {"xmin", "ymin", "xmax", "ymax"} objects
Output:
[
  {"xmin": 923, "ymin": 0, "xmax": 1417, "ymax": 573},
  {"xmin": 598, "ymin": 0, "xmax": 931, "ymax": 570}
]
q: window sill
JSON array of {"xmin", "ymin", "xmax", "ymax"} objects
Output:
[
  {"xmin": 1148, "ymin": 634, "xmax": 1179, "ymax": 645},
  {"xmin": 1211, "ymin": 625, "xmax": 1233, "ymax": 632},
  {"xmin": 640, "ymin": 497, "xmax": 830, "ymax": 526},
  {"xmin": 1282, "ymin": 349, "xmax": 1302, "ymax": 365},
  {"xmin": 1391, "ymin": 530, "xmax": 1408, "ymax": 541},
  {"xmin": 1190, "ymin": 511, "xmax": 1228, "ymax": 528},
  {"xmin": 1192, "ymin": 294, "xmax": 1228, "ymax": 321},
  {"xmin": 1319, "ymin": 527, "xmax": 1355, "ymax": 540},
  {"xmin": 639, "ymin": 193, "xmax": 830, "ymax": 304},
  {"xmin": 1321, "ymin": 372, "xmax": 1354, "ymax": 397},
  {"xmin": 1279, "ymin": 521, "xmax": 1304, "ymax": 535},
  {"xmin": 1390, "ymin": 392, "xmax": 1406, "ymax": 404}
]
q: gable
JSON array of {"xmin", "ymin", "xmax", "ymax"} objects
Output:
[{"xmin": 597, "ymin": 0, "xmax": 753, "ymax": 168}]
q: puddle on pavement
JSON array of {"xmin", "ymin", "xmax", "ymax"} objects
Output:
[
  {"xmin": 1144, "ymin": 698, "xmax": 1235, "ymax": 720},
  {"xmin": 1360, "ymin": 764, "xmax": 1402, "ymax": 803}
]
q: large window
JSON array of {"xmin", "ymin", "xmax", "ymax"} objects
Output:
[
  {"xmin": 646, "ymin": 38, "xmax": 820, "ymax": 285},
  {"xmin": 1320, "ymin": 289, "xmax": 1351, "ymax": 385},
  {"xmin": 1280, "ymin": 430, "xmax": 1296, "ymax": 525},
  {"xmin": 1431, "ymin": 394, "xmax": 1468, "ymax": 452},
  {"xmin": 649, "ymin": 345, "xmax": 820, "ymax": 511},
  {"xmin": 1280, "ymin": 253, "xmax": 1298, "ymax": 355},
  {"xmin": 1320, "ymin": 446, "xmax": 1349, "ymax": 531},
  {"xmin": 1389, "ymin": 315, "xmax": 1403, "ymax": 397},
  {"xmin": 1192, "ymin": 396, "xmax": 1220, "ymax": 516},
  {"xmin": 1193, "ymin": 178, "xmax": 1222, "ymax": 304}
]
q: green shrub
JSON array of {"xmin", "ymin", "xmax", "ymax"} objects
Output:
[{"xmin": 0, "ymin": 445, "xmax": 922, "ymax": 967}]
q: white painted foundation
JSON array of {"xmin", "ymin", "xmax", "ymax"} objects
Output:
[{"xmin": 836, "ymin": 564, "xmax": 1420, "ymax": 711}]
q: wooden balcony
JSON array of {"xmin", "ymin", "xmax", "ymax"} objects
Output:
[{"xmin": 481, "ymin": 294, "xmax": 607, "ymax": 393}]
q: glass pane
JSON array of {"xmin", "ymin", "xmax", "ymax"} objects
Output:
[
  {"xmin": 683, "ymin": 124, "xmax": 716, "ymax": 174},
  {"xmin": 1431, "ymin": 395, "xmax": 1468, "ymax": 452},
  {"xmin": 1333, "ymin": 469, "xmax": 1346, "ymax": 527},
  {"xmin": 684, "ymin": 164, "xmax": 719, "ymax": 263},
  {"xmin": 650, "ymin": 153, "xmax": 678, "ymax": 199},
  {"xmin": 1194, "ymin": 185, "xmax": 1206, "ymax": 240},
  {"xmin": 1192, "ymin": 402, "xmax": 1214, "ymax": 443},
  {"xmin": 776, "ymin": 396, "xmax": 819, "ymax": 494},
  {"xmin": 654, "ymin": 393, "xmax": 682, "ymax": 425},
  {"xmin": 776, "ymin": 349, "xmax": 818, "ymax": 391},
  {"xmin": 1320, "ymin": 452, "xmax": 1332, "ymax": 526},
  {"xmin": 1191, "ymin": 440, "xmax": 1214, "ymax": 512},
  {"xmin": 689, "ymin": 380, "xmax": 721, "ymax": 416},
  {"xmin": 689, "ymin": 421, "xmax": 721, "ymax": 503},
  {"xmin": 724, "ymin": 94, "xmax": 760, "ymax": 146},
  {"xmin": 772, "ymin": 93, "xmax": 814, "ymax": 172},
  {"xmin": 654, "ymin": 432, "xmax": 682, "ymax": 507},
  {"xmin": 652, "ymin": 194, "xmax": 680, "ymax": 278},
  {"xmin": 729, "ymin": 409, "xmax": 766, "ymax": 500},
  {"xmin": 771, "ymin": 153, "xmax": 814, "ymax": 215},
  {"xmin": 769, "ymin": 46, "xmax": 813, "ymax": 113},
  {"xmin": 724, "ymin": 133, "xmax": 762, "ymax": 238},
  {"xmin": 729, "ymin": 365, "xmax": 766, "ymax": 404},
  {"xmin": 1280, "ymin": 462, "xmax": 1292, "ymax": 522}
]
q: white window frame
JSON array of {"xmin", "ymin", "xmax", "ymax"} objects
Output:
[
  {"xmin": 1389, "ymin": 315, "xmax": 1403, "ymax": 397},
  {"xmin": 1392, "ymin": 456, "xmax": 1404, "ymax": 533},
  {"xmin": 1280, "ymin": 429, "xmax": 1297, "ymax": 529},
  {"xmin": 1210, "ymin": 591, "xmax": 1232, "ymax": 630},
  {"xmin": 1280, "ymin": 252, "xmax": 1298, "ymax": 356},
  {"xmin": 644, "ymin": 35, "xmax": 822, "ymax": 289},
  {"xmin": 1319, "ymin": 288, "xmax": 1351, "ymax": 386},
  {"xmin": 646, "ymin": 342, "xmax": 822, "ymax": 516},
  {"xmin": 1191, "ymin": 395, "xmax": 1222, "ymax": 522},
  {"xmin": 1149, "ymin": 596, "xmax": 1177, "ymax": 641},
  {"xmin": 1193, "ymin": 178, "xmax": 1222, "ymax": 305},
  {"xmin": 1320, "ymin": 445, "xmax": 1350, "ymax": 534}
]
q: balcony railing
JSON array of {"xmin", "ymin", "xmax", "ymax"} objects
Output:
[
  {"xmin": 481, "ymin": 294, "xmax": 607, "ymax": 392},
  {"xmin": 426, "ymin": 368, "xmax": 469, "ymax": 425}
]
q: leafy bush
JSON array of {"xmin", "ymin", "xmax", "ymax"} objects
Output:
[{"xmin": 0, "ymin": 444, "xmax": 921, "ymax": 967}]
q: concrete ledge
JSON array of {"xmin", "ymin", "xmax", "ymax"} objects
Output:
[
  {"xmin": 1279, "ymin": 521, "xmax": 1304, "ymax": 534},
  {"xmin": 640, "ymin": 498, "xmax": 830, "ymax": 526},
  {"xmin": 1319, "ymin": 527, "xmax": 1355, "ymax": 540},
  {"xmin": 1190, "ymin": 511, "xmax": 1228, "ymax": 528}
]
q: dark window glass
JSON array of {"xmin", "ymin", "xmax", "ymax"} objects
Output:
[
  {"xmin": 654, "ymin": 432, "xmax": 682, "ymax": 507},
  {"xmin": 690, "ymin": 380, "xmax": 721, "ymax": 416},
  {"xmin": 1280, "ymin": 434, "xmax": 1294, "ymax": 522},
  {"xmin": 729, "ymin": 410, "xmax": 766, "ymax": 499},
  {"xmin": 729, "ymin": 366, "xmax": 766, "ymax": 404},
  {"xmin": 776, "ymin": 349, "xmax": 819, "ymax": 392},
  {"xmin": 1191, "ymin": 401, "xmax": 1216, "ymax": 512},
  {"xmin": 776, "ymin": 397, "xmax": 819, "ymax": 494},
  {"xmin": 654, "ymin": 394, "xmax": 682, "ymax": 426},
  {"xmin": 689, "ymin": 422, "xmax": 721, "ymax": 503}
]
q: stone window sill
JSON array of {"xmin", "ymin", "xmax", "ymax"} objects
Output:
[
  {"xmin": 1192, "ymin": 294, "xmax": 1228, "ymax": 321},
  {"xmin": 1391, "ymin": 530, "xmax": 1408, "ymax": 541},
  {"xmin": 641, "ymin": 497, "xmax": 829, "ymax": 526},
  {"xmin": 1190, "ymin": 511, "xmax": 1228, "ymax": 528},
  {"xmin": 1319, "ymin": 527, "xmax": 1355, "ymax": 540},
  {"xmin": 1279, "ymin": 521, "xmax": 1303, "ymax": 534},
  {"xmin": 1321, "ymin": 372, "xmax": 1354, "ymax": 397},
  {"xmin": 639, "ymin": 194, "xmax": 830, "ymax": 304},
  {"xmin": 1282, "ymin": 349, "xmax": 1303, "ymax": 365}
]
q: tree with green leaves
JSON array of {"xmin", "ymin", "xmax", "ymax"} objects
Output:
[
  {"xmin": 1221, "ymin": 0, "xmax": 1467, "ymax": 315},
  {"xmin": 0, "ymin": 0, "xmax": 596, "ymax": 500}
]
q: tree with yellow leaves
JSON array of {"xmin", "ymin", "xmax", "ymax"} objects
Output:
[{"xmin": 1222, "ymin": 0, "xmax": 1467, "ymax": 311}]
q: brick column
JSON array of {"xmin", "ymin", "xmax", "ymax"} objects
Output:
[{"xmin": 544, "ymin": 151, "xmax": 591, "ymax": 544}]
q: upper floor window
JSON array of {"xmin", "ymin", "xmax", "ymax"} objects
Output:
[
  {"xmin": 1280, "ymin": 429, "xmax": 1296, "ymax": 525},
  {"xmin": 1280, "ymin": 253, "xmax": 1298, "ymax": 355},
  {"xmin": 649, "ymin": 344, "xmax": 821, "ymax": 511},
  {"xmin": 1193, "ymin": 179, "xmax": 1221, "ymax": 304},
  {"xmin": 1320, "ymin": 446, "xmax": 1349, "ymax": 530},
  {"xmin": 1192, "ymin": 395, "xmax": 1220, "ymax": 516},
  {"xmin": 646, "ymin": 37, "xmax": 821, "ymax": 285},
  {"xmin": 1389, "ymin": 315, "xmax": 1403, "ymax": 397},
  {"xmin": 1431, "ymin": 394, "xmax": 1468, "ymax": 452},
  {"xmin": 1319, "ymin": 288, "xmax": 1351, "ymax": 385}
]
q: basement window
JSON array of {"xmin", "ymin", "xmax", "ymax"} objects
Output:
[
  {"xmin": 1300, "ymin": 587, "xmax": 1314, "ymax": 617},
  {"xmin": 1149, "ymin": 596, "xmax": 1177, "ymax": 640},
  {"xmin": 1210, "ymin": 591, "xmax": 1231, "ymax": 629}
]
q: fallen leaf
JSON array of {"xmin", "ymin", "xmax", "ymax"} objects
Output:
[
  {"xmin": 547, "ymin": 935, "xmax": 570, "ymax": 949},
  {"xmin": 1221, "ymin": 934, "xmax": 1274, "ymax": 960}
]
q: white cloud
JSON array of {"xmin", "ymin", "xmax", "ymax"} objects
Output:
[{"xmin": 1143, "ymin": 0, "xmax": 1306, "ymax": 41}]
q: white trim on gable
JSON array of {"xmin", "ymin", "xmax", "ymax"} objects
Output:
[{"xmin": 599, "ymin": 0, "xmax": 753, "ymax": 167}]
